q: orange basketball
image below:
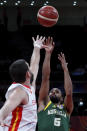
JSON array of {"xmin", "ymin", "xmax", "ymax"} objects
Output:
[{"xmin": 37, "ymin": 6, "xmax": 59, "ymax": 27}]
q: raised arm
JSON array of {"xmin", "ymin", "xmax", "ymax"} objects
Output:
[
  {"xmin": 29, "ymin": 35, "xmax": 45, "ymax": 88},
  {"xmin": 38, "ymin": 37, "xmax": 54, "ymax": 111},
  {"xmin": 58, "ymin": 52, "xmax": 73, "ymax": 115}
]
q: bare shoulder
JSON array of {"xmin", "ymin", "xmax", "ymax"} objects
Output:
[
  {"xmin": 12, "ymin": 87, "xmax": 26, "ymax": 95},
  {"xmin": 9, "ymin": 87, "xmax": 28, "ymax": 104}
]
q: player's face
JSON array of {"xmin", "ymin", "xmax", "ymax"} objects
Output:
[{"xmin": 49, "ymin": 88, "xmax": 62, "ymax": 104}]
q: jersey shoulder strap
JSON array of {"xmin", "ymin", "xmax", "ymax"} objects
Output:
[{"xmin": 44, "ymin": 101, "xmax": 52, "ymax": 111}]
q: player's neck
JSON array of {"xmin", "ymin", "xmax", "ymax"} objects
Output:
[{"xmin": 22, "ymin": 80, "xmax": 30, "ymax": 86}]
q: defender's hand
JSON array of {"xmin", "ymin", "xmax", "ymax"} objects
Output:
[
  {"xmin": 32, "ymin": 35, "xmax": 45, "ymax": 49},
  {"xmin": 43, "ymin": 37, "xmax": 55, "ymax": 53}
]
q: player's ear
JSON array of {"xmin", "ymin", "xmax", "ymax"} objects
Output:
[{"xmin": 26, "ymin": 71, "xmax": 30, "ymax": 79}]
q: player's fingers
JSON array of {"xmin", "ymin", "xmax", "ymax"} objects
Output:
[
  {"xmin": 42, "ymin": 37, "xmax": 45, "ymax": 42},
  {"xmin": 61, "ymin": 52, "xmax": 64, "ymax": 55},
  {"xmin": 62, "ymin": 53, "xmax": 65, "ymax": 58},
  {"xmin": 36, "ymin": 35, "xmax": 39, "ymax": 40},
  {"xmin": 50, "ymin": 37, "xmax": 53, "ymax": 44},
  {"xmin": 40, "ymin": 36, "xmax": 43, "ymax": 40},
  {"xmin": 61, "ymin": 52, "xmax": 65, "ymax": 59},
  {"xmin": 61, "ymin": 52, "xmax": 64, "ymax": 57},
  {"xmin": 52, "ymin": 42, "xmax": 55, "ymax": 47},
  {"xmin": 48, "ymin": 36, "xmax": 50, "ymax": 43},
  {"xmin": 32, "ymin": 37, "xmax": 35, "ymax": 42},
  {"xmin": 60, "ymin": 52, "xmax": 63, "ymax": 56},
  {"xmin": 58, "ymin": 56, "xmax": 61, "ymax": 61},
  {"xmin": 60, "ymin": 52, "xmax": 64, "ymax": 59},
  {"xmin": 58, "ymin": 57, "xmax": 62, "ymax": 62},
  {"xmin": 58, "ymin": 54, "xmax": 62, "ymax": 60},
  {"xmin": 58, "ymin": 54, "xmax": 61, "ymax": 58}
]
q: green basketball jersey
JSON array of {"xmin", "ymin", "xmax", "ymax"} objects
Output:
[{"xmin": 38, "ymin": 101, "xmax": 70, "ymax": 131}]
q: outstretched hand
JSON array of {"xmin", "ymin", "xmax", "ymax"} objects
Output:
[
  {"xmin": 32, "ymin": 35, "xmax": 45, "ymax": 49},
  {"xmin": 58, "ymin": 52, "xmax": 68, "ymax": 71},
  {"xmin": 43, "ymin": 37, "xmax": 55, "ymax": 53}
]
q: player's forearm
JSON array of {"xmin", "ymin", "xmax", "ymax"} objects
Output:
[
  {"xmin": 30, "ymin": 47, "xmax": 40, "ymax": 87},
  {"xmin": 38, "ymin": 52, "xmax": 51, "ymax": 101},
  {"xmin": 0, "ymin": 90, "xmax": 24, "ymax": 120},
  {"xmin": 0, "ymin": 110, "xmax": 4, "ymax": 121},
  {"xmin": 42, "ymin": 52, "xmax": 51, "ymax": 80},
  {"xmin": 0, "ymin": 101, "xmax": 15, "ymax": 120},
  {"xmin": 30, "ymin": 47, "xmax": 40, "ymax": 68},
  {"xmin": 64, "ymin": 69, "xmax": 72, "ymax": 96}
]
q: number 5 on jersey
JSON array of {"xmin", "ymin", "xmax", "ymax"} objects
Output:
[{"xmin": 54, "ymin": 118, "xmax": 61, "ymax": 127}]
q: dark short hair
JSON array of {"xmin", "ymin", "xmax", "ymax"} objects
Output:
[{"xmin": 9, "ymin": 59, "xmax": 29, "ymax": 83}]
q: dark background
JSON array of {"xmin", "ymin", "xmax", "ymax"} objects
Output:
[{"xmin": 0, "ymin": 1, "xmax": 87, "ymax": 130}]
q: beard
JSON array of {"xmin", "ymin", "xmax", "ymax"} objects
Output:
[{"xmin": 49, "ymin": 95, "xmax": 60, "ymax": 104}]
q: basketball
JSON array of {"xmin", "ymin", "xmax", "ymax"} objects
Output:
[{"xmin": 37, "ymin": 6, "xmax": 59, "ymax": 27}]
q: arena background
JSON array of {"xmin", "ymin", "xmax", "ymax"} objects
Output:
[{"xmin": 0, "ymin": 0, "xmax": 87, "ymax": 130}]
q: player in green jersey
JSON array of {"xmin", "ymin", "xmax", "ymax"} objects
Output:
[{"xmin": 38, "ymin": 37, "xmax": 73, "ymax": 131}]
